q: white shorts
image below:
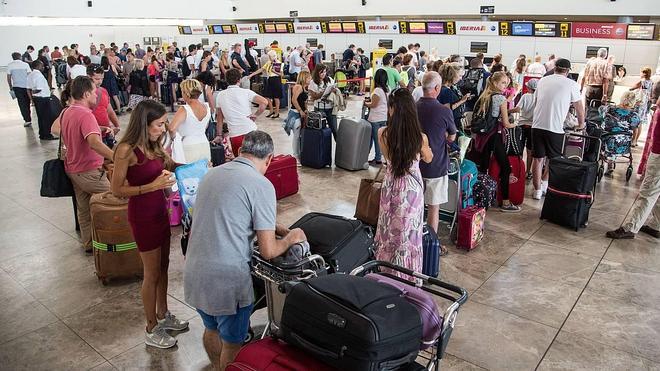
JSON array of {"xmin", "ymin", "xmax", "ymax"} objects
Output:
[{"xmin": 423, "ymin": 175, "xmax": 449, "ymax": 206}]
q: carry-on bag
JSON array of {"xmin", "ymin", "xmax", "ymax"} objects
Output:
[
  {"xmin": 541, "ymin": 157, "xmax": 598, "ymax": 231},
  {"xmin": 472, "ymin": 173, "xmax": 497, "ymax": 210},
  {"xmin": 300, "ymin": 126, "xmax": 332, "ymax": 168},
  {"xmin": 456, "ymin": 206, "xmax": 486, "ymax": 250},
  {"xmin": 226, "ymin": 337, "xmax": 336, "ymax": 371},
  {"xmin": 289, "ymin": 212, "xmax": 373, "ymax": 273},
  {"xmin": 90, "ymin": 192, "xmax": 143, "ymax": 284},
  {"xmin": 280, "ymin": 274, "xmax": 422, "ymax": 371},
  {"xmin": 422, "ymin": 225, "xmax": 441, "ymax": 278},
  {"xmin": 355, "ymin": 167, "xmax": 384, "ymax": 227},
  {"xmin": 265, "ymin": 154, "xmax": 299, "ymax": 200},
  {"xmin": 488, "ymin": 155, "xmax": 526, "ymax": 206},
  {"xmin": 209, "ymin": 142, "xmax": 225, "ymax": 167},
  {"xmin": 335, "ymin": 118, "xmax": 371, "ymax": 171},
  {"xmin": 167, "ymin": 192, "xmax": 183, "ymax": 226}
]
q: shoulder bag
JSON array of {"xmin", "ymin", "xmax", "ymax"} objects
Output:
[{"xmin": 40, "ymin": 108, "xmax": 74, "ymax": 197}]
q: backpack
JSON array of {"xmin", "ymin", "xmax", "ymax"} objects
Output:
[
  {"xmin": 473, "ymin": 173, "xmax": 497, "ymax": 210},
  {"xmin": 459, "ymin": 159, "xmax": 478, "ymax": 209},
  {"xmin": 505, "ymin": 126, "xmax": 524, "ymax": 156},
  {"xmin": 471, "ymin": 94, "xmax": 501, "ymax": 135},
  {"xmin": 403, "ymin": 66, "xmax": 415, "ymax": 90},
  {"xmin": 458, "ymin": 68, "xmax": 484, "ymax": 96},
  {"xmin": 181, "ymin": 59, "xmax": 191, "ymax": 78},
  {"xmin": 400, "ymin": 69, "xmax": 409, "ymax": 87}
]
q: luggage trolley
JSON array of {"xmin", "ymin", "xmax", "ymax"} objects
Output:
[
  {"xmin": 350, "ymin": 261, "xmax": 468, "ymax": 371},
  {"xmin": 250, "ymin": 250, "xmax": 327, "ymax": 339},
  {"xmin": 438, "ymin": 156, "xmax": 461, "ymax": 240}
]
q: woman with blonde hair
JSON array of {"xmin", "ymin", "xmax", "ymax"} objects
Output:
[
  {"xmin": 473, "ymin": 71, "xmax": 521, "ymax": 212},
  {"xmin": 128, "ymin": 59, "xmax": 150, "ymax": 110},
  {"xmin": 283, "ymin": 70, "xmax": 311, "ymax": 160},
  {"xmin": 630, "ymin": 67, "xmax": 654, "ymax": 146},
  {"xmin": 167, "ymin": 79, "xmax": 211, "ymax": 163},
  {"xmin": 111, "ymin": 100, "xmax": 189, "ymax": 349},
  {"xmin": 248, "ymin": 50, "xmax": 284, "ymax": 118}
]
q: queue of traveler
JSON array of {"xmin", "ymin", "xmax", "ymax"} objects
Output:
[{"xmin": 10, "ymin": 36, "xmax": 659, "ymax": 369}]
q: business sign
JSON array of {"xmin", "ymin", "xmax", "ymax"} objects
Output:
[
  {"xmin": 512, "ymin": 22, "xmax": 533, "ymax": 36},
  {"xmin": 572, "ymin": 22, "xmax": 627, "ymax": 39},
  {"xmin": 426, "ymin": 22, "xmax": 445, "ymax": 34},
  {"xmin": 456, "ymin": 21, "xmax": 498, "ymax": 36},
  {"xmin": 258, "ymin": 22, "xmax": 294, "ymax": 34},
  {"xmin": 294, "ymin": 22, "xmax": 322, "ymax": 34},
  {"xmin": 627, "ymin": 24, "xmax": 655, "ymax": 40},
  {"xmin": 235, "ymin": 23, "xmax": 259, "ymax": 34},
  {"xmin": 364, "ymin": 21, "xmax": 399, "ymax": 34},
  {"xmin": 480, "ymin": 5, "xmax": 495, "ymax": 14}
]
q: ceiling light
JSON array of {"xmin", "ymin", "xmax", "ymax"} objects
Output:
[{"xmin": 0, "ymin": 17, "xmax": 203, "ymax": 27}]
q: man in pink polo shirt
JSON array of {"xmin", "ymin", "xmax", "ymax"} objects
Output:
[
  {"xmin": 53, "ymin": 76, "xmax": 114, "ymax": 252},
  {"xmin": 87, "ymin": 65, "xmax": 120, "ymax": 148}
]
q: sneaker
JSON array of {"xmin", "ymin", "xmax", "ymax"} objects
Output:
[
  {"xmin": 500, "ymin": 204, "xmax": 521, "ymax": 213},
  {"xmin": 606, "ymin": 227, "xmax": 635, "ymax": 239},
  {"xmin": 533, "ymin": 189, "xmax": 543, "ymax": 200},
  {"xmin": 158, "ymin": 311, "xmax": 189, "ymax": 331},
  {"xmin": 24, "ymin": 121, "xmax": 32, "ymax": 127},
  {"xmin": 40, "ymin": 135, "xmax": 59, "ymax": 141},
  {"xmin": 145, "ymin": 324, "xmax": 177, "ymax": 349},
  {"xmin": 541, "ymin": 181, "xmax": 548, "ymax": 196},
  {"xmin": 639, "ymin": 225, "xmax": 660, "ymax": 238}
]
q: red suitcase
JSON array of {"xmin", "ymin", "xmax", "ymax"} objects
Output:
[
  {"xmin": 226, "ymin": 337, "xmax": 335, "ymax": 371},
  {"xmin": 488, "ymin": 155, "xmax": 526, "ymax": 206},
  {"xmin": 456, "ymin": 206, "xmax": 486, "ymax": 250},
  {"xmin": 265, "ymin": 155, "xmax": 299, "ymax": 200}
]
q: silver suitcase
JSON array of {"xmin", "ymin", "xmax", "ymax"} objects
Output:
[{"xmin": 335, "ymin": 118, "xmax": 371, "ymax": 171}]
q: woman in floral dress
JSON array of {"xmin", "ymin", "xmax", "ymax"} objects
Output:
[{"xmin": 374, "ymin": 88, "xmax": 433, "ymax": 279}]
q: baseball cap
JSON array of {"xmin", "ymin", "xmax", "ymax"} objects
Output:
[
  {"xmin": 555, "ymin": 58, "xmax": 571, "ymax": 70},
  {"xmin": 525, "ymin": 78, "xmax": 539, "ymax": 90}
]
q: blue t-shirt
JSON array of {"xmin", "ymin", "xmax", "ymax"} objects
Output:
[
  {"xmin": 417, "ymin": 97, "xmax": 457, "ymax": 178},
  {"xmin": 438, "ymin": 86, "xmax": 463, "ymax": 122}
]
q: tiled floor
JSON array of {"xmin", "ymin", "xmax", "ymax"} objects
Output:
[{"xmin": 0, "ymin": 72, "xmax": 658, "ymax": 371}]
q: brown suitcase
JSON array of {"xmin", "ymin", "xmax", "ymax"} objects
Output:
[{"xmin": 90, "ymin": 192, "xmax": 143, "ymax": 284}]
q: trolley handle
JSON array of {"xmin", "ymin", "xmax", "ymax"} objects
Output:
[
  {"xmin": 273, "ymin": 253, "xmax": 326, "ymax": 271},
  {"xmin": 350, "ymin": 260, "xmax": 468, "ymax": 305}
]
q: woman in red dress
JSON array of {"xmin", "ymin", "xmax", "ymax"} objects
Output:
[{"xmin": 111, "ymin": 100, "xmax": 189, "ymax": 349}]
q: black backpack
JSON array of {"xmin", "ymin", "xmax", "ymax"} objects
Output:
[
  {"xmin": 471, "ymin": 94, "xmax": 501, "ymax": 135},
  {"xmin": 458, "ymin": 68, "xmax": 484, "ymax": 96},
  {"xmin": 181, "ymin": 59, "xmax": 191, "ymax": 78}
]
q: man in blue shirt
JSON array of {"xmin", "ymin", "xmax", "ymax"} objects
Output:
[{"xmin": 417, "ymin": 71, "xmax": 457, "ymax": 236}]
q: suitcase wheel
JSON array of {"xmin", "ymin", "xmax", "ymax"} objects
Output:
[{"xmin": 626, "ymin": 165, "xmax": 633, "ymax": 182}]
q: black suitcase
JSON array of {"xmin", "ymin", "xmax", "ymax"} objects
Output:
[
  {"xmin": 289, "ymin": 213, "xmax": 373, "ymax": 273},
  {"xmin": 541, "ymin": 157, "xmax": 598, "ymax": 231},
  {"xmin": 280, "ymin": 274, "xmax": 422, "ymax": 371},
  {"xmin": 160, "ymin": 84, "xmax": 172, "ymax": 106},
  {"xmin": 210, "ymin": 142, "xmax": 225, "ymax": 167}
]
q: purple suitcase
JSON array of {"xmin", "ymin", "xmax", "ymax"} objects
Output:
[{"xmin": 366, "ymin": 273, "xmax": 441, "ymax": 349}]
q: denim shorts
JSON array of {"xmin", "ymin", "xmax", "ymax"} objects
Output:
[{"xmin": 197, "ymin": 304, "xmax": 253, "ymax": 344}]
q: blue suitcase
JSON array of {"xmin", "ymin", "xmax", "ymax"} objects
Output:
[
  {"xmin": 300, "ymin": 127, "xmax": 332, "ymax": 168},
  {"xmin": 422, "ymin": 225, "xmax": 440, "ymax": 278}
]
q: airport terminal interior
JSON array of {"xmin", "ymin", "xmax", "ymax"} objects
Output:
[{"xmin": 0, "ymin": 1, "xmax": 659, "ymax": 370}]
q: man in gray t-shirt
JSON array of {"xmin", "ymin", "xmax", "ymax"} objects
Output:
[{"xmin": 184, "ymin": 130, "xmax": 305, "ymax": 370}]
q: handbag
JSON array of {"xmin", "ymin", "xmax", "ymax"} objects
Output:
[
  {"xmin": 40, "ymin": 109, "xmax": 74, "ymax": 198},
  {"xmin": 354, "ymin": 167, "xmax": 384, "ymax": 226}
]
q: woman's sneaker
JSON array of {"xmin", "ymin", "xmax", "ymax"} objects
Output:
[
  {"xmin": 158, "ymin": 311, "xmax": 189, "ymax": 331},
  {"xmin": 145, "ymin": 324, "xmax": 177, "ymax": 349},
  {"xmin": 500, "ymin": 204, "xmax": 521, "ymax": 213}
]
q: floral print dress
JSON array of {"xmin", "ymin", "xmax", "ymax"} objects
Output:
[{"xmin": 374, "ymin": 159, "xmax": 425, "ymax": 281}]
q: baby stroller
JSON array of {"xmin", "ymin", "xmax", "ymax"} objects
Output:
[
  {"xmin": 595, "ymin": 103, "xmax": 639, "ymax": 182},
  {"xmin": 334, "ymin": 69, "xmax": 359, "ymax": 97}
]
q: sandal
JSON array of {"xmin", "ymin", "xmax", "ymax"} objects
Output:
[
  {"xmin": 440, "ymin": 246, "xmax": 449, "ymax": 256},
  {"xmin": 271, "ymin": 114, "xmax": 280, "ymax": 119}
]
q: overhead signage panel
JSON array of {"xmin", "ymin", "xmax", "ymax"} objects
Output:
[
  {"xmin": 456, "ymin": 21, "xmax": 499, "ymax": 36},
  {"xmin": 294, "ymin": 22, "xmax": 322, "ymax": 34},
  {"xmin": 572, "ymin": 22, "xmax": 627, "ymax": 39},
  {"xmin": 364, "ymin": 21, "xmax": 399, "ymax": 34},
  {"xmin": 236, "ymin": 23, "xmax": 259, "ymax": 34},
  {"xmin": 627, "ymin": 24, "xmax": 655, "ymax": 40}
]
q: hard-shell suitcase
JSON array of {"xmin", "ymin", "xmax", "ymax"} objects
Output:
[
  {"xmin": 488, "ymin": 155, "xmax": 526, "ymax": 206},
  {"xmin": 422, "ymin": 225, "xmax": 440, "ymax": 278},
  {"xmin": 300, "ymin": 127, "xmax": 332, "ymax": 168},
  {"xmin": 456, "ymin": 206, "xmax": 486, "ymax": 250},
  {"xmin": 365, "ymin": 273, "xmax": 441, "ymax": 350},
  {"xmin": 210, "ymin": 142, "xmax": 225, "ymax": 167},
  {"xmin": 541, "ymin": 157, "xmax": 598, "ymax": 231},
  {"xmin": 226, "ymin": 337, "xmax": 336, "ymax": 371},
  {"xmin": 160, "ymin": 84, "xmax": 172, "ymax": 106},
  {"xmin": 265, "ymin": 154, "xmax": 299, "ymax": 200},
  {"xmin": 335, "ymin": 118, "xmax": 371, "ymax": 171},
  {"xmin": 289, "ymin": 212, "xmax": 373, "ymax": 273},
  {"xmin": 90, "ymin": 192, "xmax": 143, "ymax": 284},
  {"xmin": 280, "ymin": 274, "xmax": 422, "ymax": 371}
]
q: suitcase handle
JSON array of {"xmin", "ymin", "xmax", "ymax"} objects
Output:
[{"xmin": 289, "ymin": 332, "xmax": 346, "ymax": 360}]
